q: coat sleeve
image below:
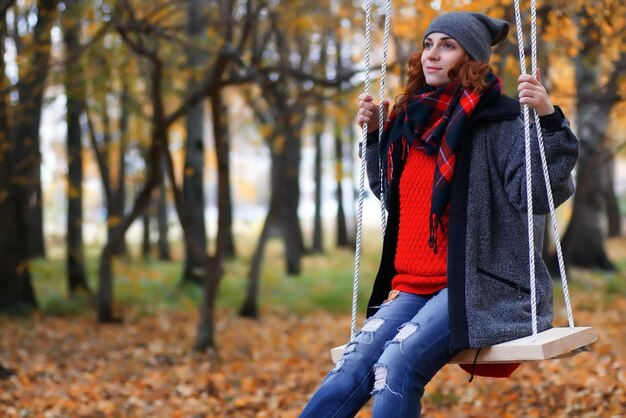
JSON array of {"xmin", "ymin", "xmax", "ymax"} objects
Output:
[
  {"xmin": 496, "ymin": 107, "xmax": 579, "ymax": 214},
  {"xmin": 364, "ymin": 131, "xmax": 385, "ymax": 201}
]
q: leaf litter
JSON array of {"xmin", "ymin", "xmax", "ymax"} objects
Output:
[{"xmin": 0, "ymin": 295, "xmax": 624, "ymax": 417}]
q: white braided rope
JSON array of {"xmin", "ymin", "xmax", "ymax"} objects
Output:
[
  {"xmin": 528, "ymin": 0, "xmax": 575, "ymax": 328},
  {"xmin": 351, "ymin": 0, "xmax": 373, "ymax": 340},
  {"xmin": 513, "ymin": 0, "xmax": 538, "ymax": 340},
  {"xmin": 377, "ymin": 0, "xmax": 392, "ymax": 238}
]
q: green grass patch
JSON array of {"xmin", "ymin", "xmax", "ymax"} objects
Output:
[
  {"xmin": 27, "ymin": 234, "xmax": 626, "ymax": 318},
  {"xmin": 40, "ymin": 290, "xmax": 92, "ymax": 316},
  {"xmin": 215, "ymin": 244, "xmax": 380, "ymax": 315},
  {"xmin": 28, "ymin": 233, "xmax": 383, "ymax": 317}
]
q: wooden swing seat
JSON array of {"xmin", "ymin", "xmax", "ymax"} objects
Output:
[
  {"xmin": 450, "ymin": 326, "xmax": 597, "ymax": 363},
  {"xmin": 331, "ymin": 326, "xmax": 597, "ymax": 364}
]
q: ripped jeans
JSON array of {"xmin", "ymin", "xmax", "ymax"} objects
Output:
[{"xmin": 300, "ymin": 289, "xmax": 454, "ymax": 418}]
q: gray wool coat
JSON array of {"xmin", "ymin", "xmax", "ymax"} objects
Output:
[{"xmin": 364, "ymin": 95, "xmax": 579, "ymax": 351}]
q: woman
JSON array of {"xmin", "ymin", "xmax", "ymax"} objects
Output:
[{"xmin": 300, "ymin": 12, "xmax": 579, "ymax": 418}]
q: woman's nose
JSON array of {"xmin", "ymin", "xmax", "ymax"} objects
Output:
[{"xmin": 425, "ymin": 49, "xmax": 439, "ymax": 61}]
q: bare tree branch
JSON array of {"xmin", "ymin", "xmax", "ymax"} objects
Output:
[
  {"xmin": 165, "ymin": 48, "xmax": 234, "ymax": 127},
  {"xmin": 85, "ymin": 104, "xmax": 111, "ymax": 204}
]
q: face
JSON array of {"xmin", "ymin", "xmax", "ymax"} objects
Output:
[{"xmin": 421, "ymin": 32, "xmax": 467, "ymax": 87}]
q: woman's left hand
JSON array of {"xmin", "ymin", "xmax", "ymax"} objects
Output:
[{"xmin": 517, "ymin": 70, "xmax": 555, "ymax": 117}]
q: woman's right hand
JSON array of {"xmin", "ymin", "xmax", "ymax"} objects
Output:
[{"xmin": 357, "ymin": 94, "xmax": 390, "ymax": 133}]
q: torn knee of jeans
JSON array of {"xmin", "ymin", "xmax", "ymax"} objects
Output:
[
  {"xmin": 394, "ymin": 322, "xmax": 419, "ymax": 342},
  {"xmin": 391, "ymin": 322, "xmax": 419, "ymax": 352},
  {"xmin": 371, "ymin": 363, "xmax": 402, "ymax": 398},
  {"xmin": 357, "ymin": 318, "xmax": 385, "ymax": 344}
]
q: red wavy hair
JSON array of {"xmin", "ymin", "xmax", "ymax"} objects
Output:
[{"xmin": 392, "ymin": 50, "xmax": 492, "ymax": 116}]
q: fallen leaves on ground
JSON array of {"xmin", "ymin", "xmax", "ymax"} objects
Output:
[{"xmin": 0, "ymin": 296, "xmax": 625, "ymax": 417}]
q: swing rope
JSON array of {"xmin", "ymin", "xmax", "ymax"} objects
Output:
[
  {"xmin": 352, "ymin": 0, "xmax": 393, "ymax": 340},
  {"xmin": 513, "ymin": 0, "xmax": 539, "ymax": 340},
  {"xmin": 512, "ymin": 0, "xmax": 575, "ymax": 341},
  {"xmin": 351, "ymin": 0, "xmax": 373, "ymax": 340},
  {"xmin": 377, "ymin": 0, "xmax": 392, "ymax": 237},
  {"xmin": 526, "ymin": 0, "xmax": 576, "ymax": 330}
]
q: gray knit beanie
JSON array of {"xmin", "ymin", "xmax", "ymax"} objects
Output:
[{"xmin": 424, "ymin": 12, "xmax": 509, "ymax": 63}]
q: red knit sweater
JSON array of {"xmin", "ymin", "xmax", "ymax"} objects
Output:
[{"xmin": 392, "ymin": 146, "xmax": 448, "ymax": 295}]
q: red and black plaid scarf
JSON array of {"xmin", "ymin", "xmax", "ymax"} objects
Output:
[{"xmin": 380, "ymin": 71, "xmax": 502, "ymax": 253}]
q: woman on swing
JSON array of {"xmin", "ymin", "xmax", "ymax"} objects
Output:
[{"xmin": 300, "ymin": 11, "xmax": 579, "ymax": 418}]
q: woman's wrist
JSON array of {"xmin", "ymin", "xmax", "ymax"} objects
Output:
[{"xmin": 536, "ymin": 104, "xmax": 555, "ymax": 117}]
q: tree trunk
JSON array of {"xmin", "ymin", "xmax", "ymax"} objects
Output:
[
  {"xmin": 604, "ymin": 155, "xmax": 621, "ymax": 237},
  {"xmin": 20, "ymin": 4, "xmax": 46, "ymax": 257},
  {"xmin": 65, "ymin": 89, "xmax": 88, "ymax": 294},
  {"xmin": 0, "ymin": 10, "xmax": 16, "ymax": 310},
  {"xmin": 239, "ymin": 112, "xmax": 302, "ymax": 318},
  {"xmin": 23, "ymin": 1, "xmax": 63, "ymax": 259},
  {"xmin": 312, "ymin": 106, "xmax": 324, "ymax": 254},
  {"xmin": 180, "ymin": 92, "xmax": 206, "ymax": 282},
  {"xmin": 561, "ymin": 8, "xmax": 616, "ymax": 270},
  {"xmin": 0, "ymin": 159, "xmax": 38, "ymax": 312},
  {"xmin": 239, "ymin": 129, "xmax": 293, "ymax": 316},
  {"xmin": 181, "ymin": 0, "xmax": 208, "ymax": 284},
  {"xmin": 118, "ymin": 81, "xmax": 129, "ymax": 254},
  {"xmin": 66, "ymin": 76, "xmax": 89, "ymax": 294},
  {"xmin": 239, "ymin": 117, "xmax": 304, "ymax": 317},
  {"xmin": 99, "ymin": 181, "xmax": 156, "ymax": 321},
  {"xmin": 63, "ymin": 0, "xmax": 89, "ymax": 294},
  {"xmin": 104, "ymin": 90, "xmax": 128, "ymax": 257},
  {"xmin": 239, "ymin": 216, "xmax": 272, "ymax": 318},
  {"xmin": 157, "ymin": 156, "xmax": 171, "ymax": 260},
  {"xmin": 27, "ymin": 185, "xmax": 45, "ymax": 258},
  {"xmin": 241, "ymin": 125, "xmax": 302, "ymax": 314},
  {"xmin": 142, "ymin": 209, "xmax": 151, "ymax": 258},
  {"xmin": 195, "ymin": 257, "xmax": 221, "ymax": 352},
  {"xmin": 562, "ymin": 171, "xmax": 614, "ymax": 270},
  {"xmin": 282, "ymin": 127, "xmax": 304, "ymax": 274},
  {"xmin": 0, "ymin": 0, "xmax": 58, "ymax": 312},
  {"xmin": 162, "ymin": 92, "xmax": 225, "ymax": 353},
  {"xmin": 107, "ymin": 191, "xmax": 127, "ymax": 256},
  {"xmin": 97, "ymin": 59, "xmax": 167, "ymax": 322},
  {"xmin": 273, "ymin": 96, "xmax": 307, "ymax": 272},
  {"xmin": 562, "ymin": 128, "xmax": 614, "ymax": 270},
  {"xmin": 335, "ymin": 122, "xmax": 349, "ymax": 247},
  {"xmin": 211, "ymin": 90, "xmax": 234, "ymax": 260},
  {"xmin": 240, "ymin": 80, "xmax": 306, "ymax": 322}
]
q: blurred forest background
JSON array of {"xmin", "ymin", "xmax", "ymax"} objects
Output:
[{"xmin": 1, "ymin": 0, "xmax": 625, "ymax": 416}]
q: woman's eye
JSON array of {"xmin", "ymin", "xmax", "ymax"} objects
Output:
[{"xmin": 444, "ymin": 43, "xmax": 454, "ymax": 48}]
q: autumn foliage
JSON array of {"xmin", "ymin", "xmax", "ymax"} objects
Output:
[{"xmin": 1, "ymin": 282, "xmax": 625, "ymax": 417}]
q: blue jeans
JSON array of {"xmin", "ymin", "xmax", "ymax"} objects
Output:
[{"xmin": 300, "ymin": 289, "xmax": 454, "ymax": 418}]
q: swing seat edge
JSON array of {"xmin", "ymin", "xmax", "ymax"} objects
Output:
[
  {"xmin": 331, "ymin": 344, "xmax": 347, "ymax": 364},
  {"xmin": 449, "ymin": 326, "xmax": 598, "ymax": 364}
]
